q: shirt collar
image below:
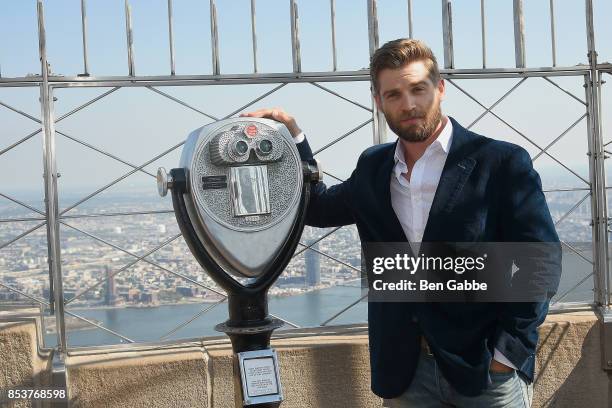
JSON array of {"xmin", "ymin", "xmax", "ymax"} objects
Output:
[{"xmin": 393, "ymin": 116, "xmax": 453, "ymax": 166}]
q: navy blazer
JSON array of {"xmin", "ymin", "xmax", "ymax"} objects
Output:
[{"xmin": 296, "ymin": 116, "xmax": 561, "ymax": 398}]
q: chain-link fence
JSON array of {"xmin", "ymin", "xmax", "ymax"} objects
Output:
[{"xmin": 0, "ymin": 1, "xmax": 610, "ymax": 360}]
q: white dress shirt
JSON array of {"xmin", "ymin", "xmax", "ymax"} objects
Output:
[
  {"xmin": 390, "ymin": 119, "xmax": 453, "ymax": 246},
  {"xmin": 294, "ymin": 123, "xmax": 516, "ymax": 370}
]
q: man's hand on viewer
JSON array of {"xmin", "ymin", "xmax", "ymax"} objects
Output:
[{"xmin": 240, "ymin": 108, "xmax": 302, "ymax": 138}]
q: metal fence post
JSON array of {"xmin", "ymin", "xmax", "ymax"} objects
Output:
[
  {"xmin": 480, "ymin": 0, "xmax": 486, "ymax": 68},
  {"xmin": 290, "ymin": 0, "xmax": 301, "ymax": 73},
  {"xmin": 250, "ymin": 0, "xmax": 258, "ymax": 73},
  {"xmin": 584, "ymin": 73, "xmax": 605, "ymax": 301},
  {"xmin": 585, "ymin": 0, "xmax": 609, "ymax": 307},
  {"xmin": 80, "ymin": 0, "xmax": 90, "ymax": 76},
  {"xmin": 513, "ymin": 0, "xmax": 526, "ymax": 68},
  {"xmin": 367, "ymin": 0, "xmax": 387, "ymax": 145},
  {"xmin": 167, "ymin": 0, "xmax": 176, "ymax": 75},
  {"xmin": 584, "ymin": 0, "xmax": 612, "ymax": 383},
  {"xmin": 210, "ymin": 0, "xmax": 220, "ymax": 75},
  {"xmin": 330, "ymin": 0, "xmax": 337, "ymax": 71},
  {"xmin": 125, "ymin": 0, "xmax": 136, "ymax": 76},
  {"xmin": 442, "ymin": 0, "xmax": 454, "ymax": 69},
  {"xmin": 407, "ymin": 0, "xmax": 413, "ymax": 39},
  {"xmin": 37, "ymin": 0, "xmax": 67, "ymax": 355}
]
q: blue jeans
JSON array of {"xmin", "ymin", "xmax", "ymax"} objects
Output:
[{"xmin": 382, "ymin": 353, "xmax": 533, "ymax": 407}]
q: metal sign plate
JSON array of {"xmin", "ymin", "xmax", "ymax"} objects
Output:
[{"xmin": 237, "ymin": 349, "xmax": 284, "ymax": 406}]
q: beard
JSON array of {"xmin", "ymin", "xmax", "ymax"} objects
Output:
[{"xmin": 384, "ymin": 102, "xmax": 442, "ymax": 143}]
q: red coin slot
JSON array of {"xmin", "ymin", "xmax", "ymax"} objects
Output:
[{"xmin": 245, "ymin": 125, "xmax": 258, "ymax": 138}]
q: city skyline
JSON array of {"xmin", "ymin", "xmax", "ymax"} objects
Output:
[{"xmin": 0, "ymin": 188, "xmax": 596, "ymax": 305}]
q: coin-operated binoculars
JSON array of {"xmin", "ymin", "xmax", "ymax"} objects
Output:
[{"xmin": 157, "ymin": 118, "xmax": 320, "ymax": 407}]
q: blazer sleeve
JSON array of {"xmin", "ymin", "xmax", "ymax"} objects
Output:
[
  {"xmin": 295, "ymin": 137, "xmax": 357, "ymax": 228},
  {"xmin": 494, "ymin": 145, "xmax": 562, "ymax": 372}
]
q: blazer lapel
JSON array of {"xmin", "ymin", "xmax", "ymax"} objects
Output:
[
  {"xmin": 422, "ymin": 117, "xmax": 477, "ymax": 242},
  {"xmin": 375, "ymin": 141, "xmax": 411, "ymax": 244}
]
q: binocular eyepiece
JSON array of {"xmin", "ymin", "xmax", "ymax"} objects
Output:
[{"xmin": 209, "ymin": 123, "xmax": 285, "ymax": 165}]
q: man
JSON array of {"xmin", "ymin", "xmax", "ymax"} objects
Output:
[{"xmin": 241, "ymin": 39, "xmax": 560, "ymax": 407}]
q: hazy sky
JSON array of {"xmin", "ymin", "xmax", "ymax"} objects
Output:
[{"xmin": 0, "ymin": 0, "xmax": 611, "ymax": 211}]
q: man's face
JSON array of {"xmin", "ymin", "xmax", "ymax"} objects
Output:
[{"xmin": 374, "ymin": 60, "xmax": 445, "ymax": 142}]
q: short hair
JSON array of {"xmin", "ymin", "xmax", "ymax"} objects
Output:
[{"xmin": 370, "ymin": 38, "xmax": 441, "ymax": 95}]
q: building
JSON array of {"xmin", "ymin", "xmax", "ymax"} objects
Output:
[
  {"xmin": 104, "ymin": 266, "xmax": 117, "ymax": 306},
  {"xmin": 305, "ymin": 241, "xmax": 321, "ymax": 287}
]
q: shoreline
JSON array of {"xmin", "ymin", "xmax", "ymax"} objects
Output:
[{"xmin": 65, "ymin": 283, "xmax": 341, "ymax": 311}]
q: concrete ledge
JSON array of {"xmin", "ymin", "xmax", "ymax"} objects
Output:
[
  {"xmin": 0, "ymin": 308, "xmax": 53, "ymax": 408},
  {"xmin": 534, "ymin": 311, "xmax": 609, "ymax": 407},
  {"xmin": 2, "ymin": 310, "xmax": 610, "ymax": 407},
  {"xmin": 67, "ymin": 347, "xmax": 210, "ymax": 408}
]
